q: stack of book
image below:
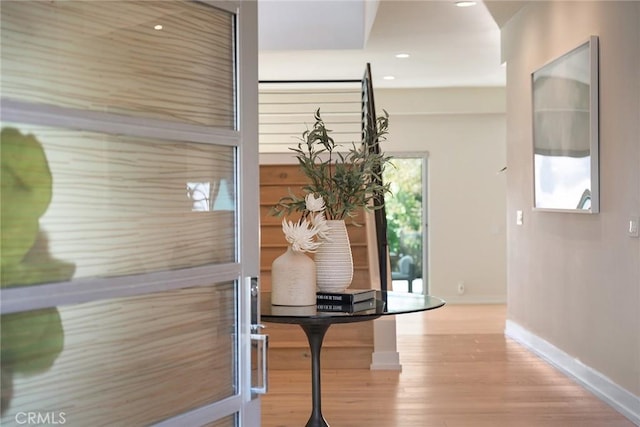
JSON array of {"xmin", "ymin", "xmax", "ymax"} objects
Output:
[{"xmin": 316, "ymin": 289, "xmax": 377, "ymax": 313}]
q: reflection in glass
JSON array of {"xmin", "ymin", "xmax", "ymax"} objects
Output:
[
  {"xmin": 534, "ymin": 154, "xmax": 592, "ymax": 210},
  {"xmin": 1, "ymin": 128, "xmax": 73, "ymax": 416},
  {"xmin": 1, "ymin": 308, "xmax": 65, "ymax": 417},
  {"xmin": 1, "ymin": 128, "xmax": 76, "ymax": 287},
  {"xmin": 187, "ymin": 182, "xmax": 212, "ymax": 212},
  {"xmin": 1, "ymin": 123, "xmax": 236, "ymax": 286},
  {"xmin": 532, "ymin": 38, "xmax": 598, "ymax": 212},
  {"xmin": 186, "ymin": 179, "xmax": 237, "ymax": 212},
  {"xmin": 1, "ymin": 284, "xmax": 236, "ymax": 425},
  {"xmin": 213, "ymin": 179, "xmax": 236, "ymax": 212}
]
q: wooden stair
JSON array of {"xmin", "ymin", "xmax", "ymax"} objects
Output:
[{"xmin": 260, "ymin": 164, "xmax": 375, "ymax": 370}]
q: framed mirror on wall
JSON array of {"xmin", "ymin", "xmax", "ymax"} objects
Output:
[{"xmin": 532, "ymin": 35, "xmax": 599, "ymax": 213}]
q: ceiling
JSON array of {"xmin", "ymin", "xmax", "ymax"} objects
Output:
[{"xmin": 258, "ymin": 0, "xmax": 524, "ymax": 89}]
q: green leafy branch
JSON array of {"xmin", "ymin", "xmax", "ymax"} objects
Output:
[{"xmin": 271, "ymin": 109, "xmax": 392, "ymax": 224}]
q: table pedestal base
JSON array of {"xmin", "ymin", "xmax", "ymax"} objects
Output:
[
  {"xmin": 262, "ymin": 291, "xmax": 445, "ymax": 427},
  {"xmin": 301, "ymin": 323, "xmax": 331, "ymax": 427}
]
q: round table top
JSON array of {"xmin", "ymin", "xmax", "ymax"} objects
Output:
[{"xmin": 260, "ymin": 291, "xmax": 446, "ymax": 325}]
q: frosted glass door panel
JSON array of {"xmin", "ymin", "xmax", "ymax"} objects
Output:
[
  {"xmin": 0, "ymin": 1, "xmax": 235, "ymax": 128},
  {"xmin": 1, "ymin": 123, "xmax": 236, "ymax": 287},
  {"xmin": 0, "ymin": 283, "xmax": 236, "ymax": 426}
]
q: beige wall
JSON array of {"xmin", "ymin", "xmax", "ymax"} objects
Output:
[
  {"xmin": 375, "ymin": 88, "xmax": 507, "ymax": 303},
  {"xmin": 502, "ymin": 1, "xmax": 640, "ymax": 396}
]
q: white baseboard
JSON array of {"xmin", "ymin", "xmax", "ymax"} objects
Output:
[
  {"xmin": 370, "ymin": 350, "xmax": 402, "ymax": 371},
  {"xmin": 436, "ymin": 294, "xmax": 506, "ymax": 304},
  {"xmin": 505, "ymin": 320, "xmax": 640, "ymax": 426}
]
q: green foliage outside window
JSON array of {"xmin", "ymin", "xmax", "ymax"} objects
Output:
[{"xmin": 384, "ymin": 158, "xmax": 423, "ymax": 277}]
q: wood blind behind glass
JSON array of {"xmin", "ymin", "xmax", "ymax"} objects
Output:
[
  {"xmin": 0, "ymin": 284, "xmax": 236, "ymax": 426},
  {"xmin": 2, "ymin": 122, "xmax": 235, "ymax": 286},
  {"xmin": 203, "ymin": 415, "xmax": 237, "ymax": 427},
  {"xmin": 1, "ymin": 1, "xmax": 235, "ymax": 128}
]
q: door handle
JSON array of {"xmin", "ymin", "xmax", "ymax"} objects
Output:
[
  {"xmin": 247, "ymin": 277, "xmax": 268, "ymax": 396},
  {"xmin": 249, "ymin": 276, "xmax": 260, "ymax": 327},
  {"xmin": 250, "ymin": 332, "xmax": 268, "ymax": 395}
]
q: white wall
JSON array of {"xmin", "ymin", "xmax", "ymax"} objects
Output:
[
  {"xmin": 375, "ymin": 88, "xmax": 507, "ymax": 303},
  {"xmin": 502, "ymin": 0, "xmax": 640, "ymax": 399}
]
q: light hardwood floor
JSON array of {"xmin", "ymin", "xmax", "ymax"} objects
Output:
[{"xmin": 261, "ymin": 304, "xmax": 634, "ymax": 427}]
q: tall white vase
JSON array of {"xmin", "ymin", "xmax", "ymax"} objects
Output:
[
  {"xmin": 315, "ymin": 220, "xmax": 353, "ymax": 292},
  {"xmin": 271, "ymin": 246, "xmax": 316, "ymax": 306}
]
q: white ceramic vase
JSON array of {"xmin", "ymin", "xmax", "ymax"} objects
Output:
[
  {"xmin": 315, "ymin": 220, "xmax": 353, "ymax": 292},
  {"xmin": 271, "ymin": 246, "xmax": 316, "ymax": 306}
]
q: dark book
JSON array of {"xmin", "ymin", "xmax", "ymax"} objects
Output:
[
  {"xmin": 316, "ymin": 289, "xmax": 376, "ymax": 304},
  {"xmin": 317, "ymin": 298, "xmax": 377, "ymax": 313}
]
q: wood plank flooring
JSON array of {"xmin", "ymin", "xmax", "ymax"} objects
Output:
[{"xmin": 261, "ymin": 304, "xmax": 635, "ymax": 427}]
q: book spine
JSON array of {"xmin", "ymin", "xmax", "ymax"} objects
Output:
[
  {"xmin": 316, "ymin": 293, "xmax": 353, "ymax": 303},
  {"xmin": 317, "ymin": 304, "xmax": 349, "ymax": 312},
  {"xmin": 317, "ymin": 300, "xmax": 375, "ymax": 313}
]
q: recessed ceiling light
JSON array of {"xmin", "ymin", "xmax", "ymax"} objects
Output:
[
  {"xmin": 383, "ymin": 76, "xmax": 395, "ymax": 80},
  {"xmin": 154, "ymin": 24, "xmax": 163, "ymax": 30},
  {"xmin": 395, "ymin": 53, "xmax": 410, "ymax": 59},
  {"xmin": 455, "ymin": 1, "xmax": 477, "ymax": 7}
]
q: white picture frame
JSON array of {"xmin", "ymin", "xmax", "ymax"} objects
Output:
[{"xmin": 532, "ymin": 35, "xmax": 599, "ymax": 213}]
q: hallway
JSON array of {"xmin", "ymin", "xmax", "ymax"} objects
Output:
[{"xmin": 262, "ymin": 304, "xmax": 634, "ymax": 426}]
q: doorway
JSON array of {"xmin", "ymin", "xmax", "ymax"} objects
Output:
[{"xmin": 384, "ymin": 154, "xmax": 429, "ymax": 294}]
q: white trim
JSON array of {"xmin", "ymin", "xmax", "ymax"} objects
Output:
[
  {"xmin": 372, "ymin": 316, "xmax": 402, "ymax": 371},
  {"xmin": 1, "ymin": 99, "xmax": 240, "ymax": 146},
  {"xmin": 0, "ymin": 263, "xmax": 241, "ymax": 314},
  {"xmin": 505, "ymin": 320, "xmax": 640, "ymax": 425},
  {"xmin": 370, "ymin": 350, "xmax": 402, "ymax": 371},
  {"xmin": 386, "ymin": 152, "xmax": 430, "ymax": 295},
  {"xmin": 435, "ymin": 295, "xmax": 506, "ymax": 304},
  {"xmin": 236, "ymin": 0, "xmax": 262, "ymax": 424},
  {"xmin": 204, "ymin": 0, "xmax": 241, "ymax": 14}
]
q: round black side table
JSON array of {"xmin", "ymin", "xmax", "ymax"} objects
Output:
[{"xmin": 261, "ymin": 291, "xmax": 445, "ymax": 427}]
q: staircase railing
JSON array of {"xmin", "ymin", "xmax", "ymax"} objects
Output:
[{"xmin": 361, "ymin": 63, "xmax": 389, "ymax": 293}]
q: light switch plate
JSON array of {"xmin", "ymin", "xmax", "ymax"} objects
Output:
[
  {"xmin": 516, "ymin": 210, "xmax": 523, "ymax": 226},
  {"xmin": 629, "ymin": 216, "xmax": 639, "ymax": 238}
]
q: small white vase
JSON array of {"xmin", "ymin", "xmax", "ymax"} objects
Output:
[
  {"xmin": 271, "ymin": 246, "xmax": 317, "ymax": 306},
  {"xmin": 315, "ymin": 220, "xmax": 353, "ymax": 292}
]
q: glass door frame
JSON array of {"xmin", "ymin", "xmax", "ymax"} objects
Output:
[
  {"xmin": 0, "ymin": 0, "xmax": 260, "ymax": 425},
  {"xmin": 385, "ymin": 151, "xmax": 430, "ymax": 295}
]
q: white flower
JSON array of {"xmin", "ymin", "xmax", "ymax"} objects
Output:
[
  {"xmin": 282, "ymin": 219, "xmax": 323, "ymax": 253},
  {"xmin": 278, "ymin": 193, "xmax": 329, "ymax": 253},
  {"xmin": 305, "ymin": 193, "xmax": 325, "ymax": 213},
  {"xmin": 310, "ymin": 212, "xmax": 330, "ymax": 241}
]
